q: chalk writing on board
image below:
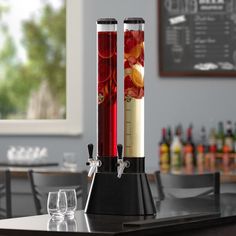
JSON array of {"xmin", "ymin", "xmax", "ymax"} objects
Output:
[{"xmin": 160, "ymin": 0, "xmax": 236, "ymax": 74}]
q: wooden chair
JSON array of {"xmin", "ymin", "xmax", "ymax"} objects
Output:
[
  {"xmin": 154, "ymin": 171, "xmax": 220, "ymax": 200},
  {"xmin": 28, "ymin": 170, "xmax": 88, "ymax": 215},
  {"xmin": 0, "ymin": 170, "xmax": 12, "ymax": 218}
]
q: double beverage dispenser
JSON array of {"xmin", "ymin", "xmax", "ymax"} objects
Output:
[{"xmin": 85, "ymin": 18, "xmax": 156, "ymax": 216}]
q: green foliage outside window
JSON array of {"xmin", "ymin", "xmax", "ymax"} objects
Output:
[{"xmin": 0, "ymin": 0, "xmax": 66, "ymax": 119}]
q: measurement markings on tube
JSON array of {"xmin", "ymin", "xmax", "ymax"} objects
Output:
[
  {"xmin": 125, "ymin": 122, "xmax": 132, "ymax": 139},
  {"xmin": 125, "ymin": 117, "xmax": 132, "ymax": 149},
  {"xmin": 125, "ymin": 102, "xmax": 136, "ymax": 154}
]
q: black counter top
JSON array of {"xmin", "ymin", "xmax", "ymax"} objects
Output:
[{"xmin": 0, "ymin": 193, "xmax": 236, "ymax": 235}]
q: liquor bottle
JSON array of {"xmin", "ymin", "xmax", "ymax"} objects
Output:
[
  {"xmin": 222, "ymin": 121, "xmax": 234, "ymax": 171},
  {"xmin": 170, "ymin": 127, "xmax": 183, "ymax": 169},
  {"xmin": 200, "ymin": 126, "xmax": 207, "ymax": 151},
  {"xmin": 208, "ymin": 128, "xmax": 217, "ymax": 151},
  {"xmin": 222, "ymin": 143, "xmax": 230, "ymax": 172},
  {"xmin": 183, "ymin": 126, "xmax": 195, "ymax": 168},
  {"xmin": 196, "ymin": 144, "xmax": 204, "ymax": 173},
  {"xmin": 196, "ymin": 126, "xmax": 207, "ymax": 170},
  {"xmin": 159, "ymin": 128, "xmax": 170, "ymax": 172},
  {"xmin": 224, "ymin": 120, "xmax": 234, "ymax": 153},
  {"xmin": 177, "ymin": 123, "xmax": 184, "ymax": 145},
  {"xmin": 167, "ymin": 126, "xmax": 172, "ymax": 146},
  {"xmin": 233, "ymin": 122, "xmax": 236, "ymax": 166},
  {"xmin": 216, "ymin": 122, "xmax": 224, "ymax": 153},
  {"xmin": 234, "ymin": 122, "xmax": 236, "ymax": 153},
  {"xmin": 208, "ymin": 128, "xmax": 217, "ymax": 171}
]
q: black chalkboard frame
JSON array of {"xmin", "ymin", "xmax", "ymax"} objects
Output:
[{"xmin": 158, "ymin": 0, "xmax": 236, "ymax": 77}]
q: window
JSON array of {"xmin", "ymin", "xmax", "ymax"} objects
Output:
[{"xmin": 0, "ymin": 0, "xmax": 82, "ymax": 135}]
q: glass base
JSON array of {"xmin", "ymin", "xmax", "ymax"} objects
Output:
[
  {"xmin": 65, "ymin": 211, "xmax": 75, "ymax": 219},
  {"xmin": 49, "ymin": 213, "xmax": 64, "ymax": 221}
]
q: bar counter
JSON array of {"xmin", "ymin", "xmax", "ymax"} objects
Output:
[{"xmin": 0, "ymin": 193, "xmax": 236, "ymax": 235}]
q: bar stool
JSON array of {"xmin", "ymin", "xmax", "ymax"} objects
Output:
[
  {"xmin": 154, "ymin": 171, "xmax": 220, "ymax": 200},
  {"xmin": 0, "ymin": 170, "xmax": 12, "ymax": 218}
]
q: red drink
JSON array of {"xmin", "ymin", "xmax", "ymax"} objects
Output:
[{"xmin": 97, "ymin": 23, "xmax": 117, "ymax": 157}]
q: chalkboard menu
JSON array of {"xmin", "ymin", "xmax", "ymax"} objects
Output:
[{"xmin": 159, "ymin": 0, "xmax": 236, "ymax": 76}]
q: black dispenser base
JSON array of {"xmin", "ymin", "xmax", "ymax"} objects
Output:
[{"xmin": 85, "ymin": 172, "xmax": 156, "ymax": 216}]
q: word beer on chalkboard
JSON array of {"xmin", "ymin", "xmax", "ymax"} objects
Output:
[{"xmin": 158, "ymin": 0, "xmax": 236, "ymax": 76}]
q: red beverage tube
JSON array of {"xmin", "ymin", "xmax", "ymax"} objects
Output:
[{"xmin": 97, "ymin": 19, "xmax": 117, "ymax": 158}]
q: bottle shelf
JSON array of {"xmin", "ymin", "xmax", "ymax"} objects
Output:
[{"xmin": 160, "ymin": 152, "xmax": 236, "ymax": 176}]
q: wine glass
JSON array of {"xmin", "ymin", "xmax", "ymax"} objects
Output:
[
  {"xmin": 47, "ymin": 191, "xmax": 67, "ymax": 220},
  {"xmin": 59, "ymin": 189, "xmax": 77, "ymax": 218}
]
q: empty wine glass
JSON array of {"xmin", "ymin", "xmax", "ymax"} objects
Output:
[
  {"xmin": 59, "ymin": 189, "xmax": 77, "ymax": 218},
  {"xmin": 47, "ymin": 191, "xmax": 67, "ymax": 220}
]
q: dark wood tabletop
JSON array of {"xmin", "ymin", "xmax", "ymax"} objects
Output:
[{"xmin": 0, "ymin": 193, "xmax": 236, "ymax": 235}]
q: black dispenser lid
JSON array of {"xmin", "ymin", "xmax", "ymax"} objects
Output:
[
  {"xmin": 97, "ymin": 18, "xmax": 117, "ymax": 24},
  {"xmin": 124, "ymin": 17, "xmax": 145, "ymax": 24}
]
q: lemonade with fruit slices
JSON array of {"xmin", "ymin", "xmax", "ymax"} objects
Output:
[{"xmin": 124, "ymin": 25, "xmax": 145, "ymax": 158}]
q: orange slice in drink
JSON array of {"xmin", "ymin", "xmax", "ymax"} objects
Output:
[
  {"xmin": 131, "ymin": 64, "xmax": 144, "ymax": 88},
  {"xmin": 124, "ymin": 43, "xmax": 142, "ymax": 59}
]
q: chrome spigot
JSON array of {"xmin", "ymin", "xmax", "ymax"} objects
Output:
[
  {"xmin": 86, "ymin": 144, "xmax": 101, "ymax": 177},
  {"xmin": 117, "ymin": 144, "xmax": 130, "ymax": 178}
]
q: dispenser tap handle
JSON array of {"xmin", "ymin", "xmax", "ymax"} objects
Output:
[
  {"xmin": 117, "ymin": 144, "xmax": 123, "ymax": 159},
  {"xmin": 88, "ymin": 164, "xmax": 96, "ymax": 177},
  {"xmin": 88, "ymin": 143, "xmax": 94, "ymax": 159},
  {"xmin": 117, "ymin": 162, "xmax": 129, "ymax": 178},
  {"xmin": 117, "ymin": 160, "xmax": 130, "ymax": 178},
  {"xmin": 117, "ymin": 165, "xmax": 124, "ymax": 178}
]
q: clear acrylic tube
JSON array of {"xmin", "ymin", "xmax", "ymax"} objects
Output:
[
  {"xmin": 97, "ymin": 18, "xmax": 117, "ymax": 158},
  {"xmin": 124, "ymin": 18, "xmax": 145, "ymax": 158}
]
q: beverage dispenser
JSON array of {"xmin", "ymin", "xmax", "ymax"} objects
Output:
[{"xmin": 85, "ymin": 18, "xmax": 155, "ymax": 216}]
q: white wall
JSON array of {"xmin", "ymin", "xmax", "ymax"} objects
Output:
[
  {"xmin": 80, "ymin": 0, "xmax": 236, "ymax": 171},
  {"xmin": 0, "ymin": 0, "xmax": 235, "ymax": 173}
]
